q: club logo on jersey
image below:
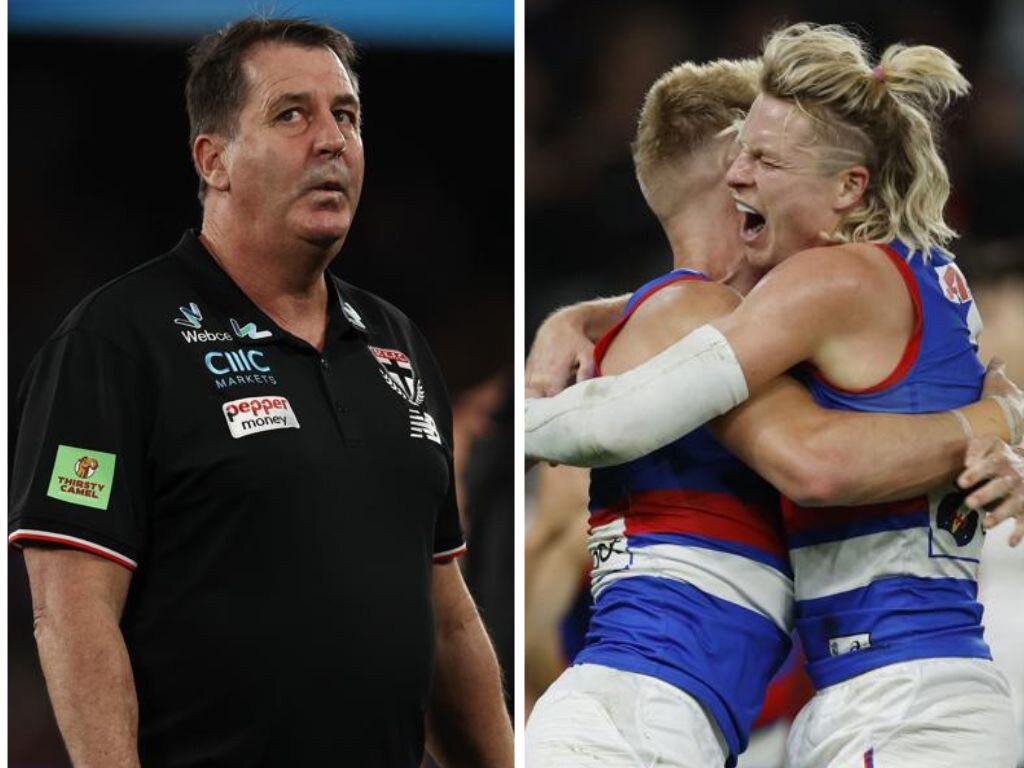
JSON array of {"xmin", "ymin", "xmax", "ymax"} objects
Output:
[
  {"xmin": 370, "ymin": 346, "xmax": 425, "ymax": 406},
  {"xmin": 174, "ymin": 302, "xmax": 204, "ymax": 329},
  {"xmin": 342, "ymin": 301, "xmax": 367, "ymax": 330},
  {"xmin": 47, "ymin": 445, "xmax": 117, "ymax": 510},
  {"xmin": 230, "ymin": 318, "xmax": 273, "ymax": 340},
  {"xmin": 936, "ymin": 491, "xmax": 979, "ymax": 546},
  {"xmin": 935, "ymin": 264, "xmax": 973, "ymax": 304},
  {"xmin": 221, "ymin": 395, "xmax": 300, "ymax": 438}
]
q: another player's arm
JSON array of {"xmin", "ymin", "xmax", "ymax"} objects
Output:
[
  {"xmin": 713, "ymin": 376, "xmax": 1009, "ymax": 507},
  {"xmin": 594, "ymin": 276, "xmax": 1016, "ymax": 507},
  {"xmin": 525, "ymin": 465, "xmax": 591, "ymax": 705},
  {"xmin": 526, "ymin": 246, "xmax": 1007, "ymax": 466},
  {"xmin": 24, "ymin": 546, "xmax": 140, "ymax": 768},
  {"xmin": 526, "ymin": 295, "xmax": 629, "ymax": 397},
  {"xmin": 426, "ymin": 561, "xmax": 513, "ymax": 768}
]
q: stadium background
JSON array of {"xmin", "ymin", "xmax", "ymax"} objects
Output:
[
  {"xmin": 7, "ymin": 2, "xmax": 512, "ymax": 765},
  {"xmin": 526, "ymin": 1, "xmax": 1024, "ymax": 766}
]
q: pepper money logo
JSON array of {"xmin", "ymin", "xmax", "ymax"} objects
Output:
[
  {"xmin": 222, "ymin": 395, "xmax": 300, "ymax": 438},
  {"xmin": 47, "ymin": 445, "xmax": 117, "ymax": 510}
]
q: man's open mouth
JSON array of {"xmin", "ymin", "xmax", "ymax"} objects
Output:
[{"xmin": 735, "ymin": 200, "xmax": 766, "ymax": 241}]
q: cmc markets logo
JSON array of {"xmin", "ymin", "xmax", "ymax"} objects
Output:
[
  {"xmin": 221, "ymin": 395, "xmax": 300, "ymax": 438},
  {"xmin": 204, "ymin": 348, "xmax": 277, "ymax": 390}
]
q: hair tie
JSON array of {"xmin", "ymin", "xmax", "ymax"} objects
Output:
[{"xmin": 871, "ymin": 64, "xmax": 886, "ymax": 82}]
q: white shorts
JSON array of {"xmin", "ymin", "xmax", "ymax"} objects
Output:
[
  {"xmin": 786, "ymin": 657, "xmax": 1019, "ymax": 768},
  {"xmin": 525, "ymin": 663, "xmax": 729, "ymax": 768}
]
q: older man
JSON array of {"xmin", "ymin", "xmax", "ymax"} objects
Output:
[{"xmin": 10, "ymin": 18, "xmax": 512, "ymax": 767}]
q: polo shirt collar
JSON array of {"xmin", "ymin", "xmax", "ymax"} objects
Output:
[{"xmin": 172, "ymin": 230, "xmax": 368, "ymax": 348}]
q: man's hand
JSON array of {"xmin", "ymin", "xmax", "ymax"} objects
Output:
[
  {"xmin": 526, "ymin": 308, "xmax": 597, "ymax": 398},
  {"xmin": 958, "ymin": 437, "xmax": 1024, "ymax": 547}
]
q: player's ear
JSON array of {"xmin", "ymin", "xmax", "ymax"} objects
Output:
[
  {"xmin": 835, "ymin": 165, "xmax": 869, "ymax": 212},
  {"xmin": 193, "ymin": 134, "xmax": 231, "ymax": 193}
]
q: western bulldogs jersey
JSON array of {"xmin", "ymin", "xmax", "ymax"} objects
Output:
[
  {"xmin": 785, "ymin": 240, "xmax": 989, "ymax": 690},
  {"xmin": 575, "ymin": 269, "xmax": 793, "ymax": 766}
]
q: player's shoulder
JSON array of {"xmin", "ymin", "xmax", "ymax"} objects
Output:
[
  {"xmin": 765, "ymin": 242, "xmax": 903, "ymax": 294},
  {"xmin": 628, "ymin": 276, "xmax": 741, "ymax": 327}
]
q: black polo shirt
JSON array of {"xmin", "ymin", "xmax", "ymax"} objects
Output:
[{"xmin": 10, "ymin": 230, "xmax": 465, "ymax": 766}]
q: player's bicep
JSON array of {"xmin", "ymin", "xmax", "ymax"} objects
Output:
[{"xmin": 712, "ymin": 249, "xmax": 859, "ymax": 393}]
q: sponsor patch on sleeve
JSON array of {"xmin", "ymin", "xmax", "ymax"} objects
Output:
[
  {"xmin": 47, "ymin": 445, "xmax": 117, "ymax": 510},
  {"xmin": 222, "ymin": 395, "xmax": 300, "ymax": 438}
]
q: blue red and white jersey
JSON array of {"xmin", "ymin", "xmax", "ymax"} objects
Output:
[
  {"xmin": 575, "ymin": 268, "xmax": 793, "ymax": 766},
  {"xmin": 785, "ymin": 240, "xmax": 989, "ymax": 690}
]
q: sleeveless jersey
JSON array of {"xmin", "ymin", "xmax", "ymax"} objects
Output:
[
  {"xmin": 784, "ymin": 240, "xmax": 989, "ymax": 690},
  {"xmin": 575, "ymin": 269, "xmax": 793, "ymax": 766}
]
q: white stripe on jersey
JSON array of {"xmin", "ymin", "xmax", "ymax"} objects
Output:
[
  {"xmin": 792, "ymin": 525, "xmax": 978, "ymax": 602},
  {"xmin": 589, "ymin": 518, "xmax": 793, "ymax": 632}
]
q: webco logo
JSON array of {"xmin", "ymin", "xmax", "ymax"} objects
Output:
[{"xmin": 221, "ymin": 395, "xmax": 300, "ymax": 439}]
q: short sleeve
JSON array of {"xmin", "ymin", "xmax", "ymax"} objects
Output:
[{"xmin": 9, "ymin": 329, "xmax": 152, "ymax": 570}]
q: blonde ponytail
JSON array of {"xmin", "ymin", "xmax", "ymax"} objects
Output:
[{"xmin": 760, "ymin": 23, "xmax": 970, "ymax": 257}]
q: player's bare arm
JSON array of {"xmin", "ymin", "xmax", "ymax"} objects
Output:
[
  {"xmin": 526, "ymin": 295, "xmax": 628, "ymax": 397},
  {"xmin": 426, "ymin": 562, "xmax": 513, "ymax": 768},
  {"xmin": 526, "ymin": 242, "xmax": 1019, "ymax": 465},
  {"xmin": 593, "ymin": 270, "xmax": 1017, "ymax": 507},
  {"xmin": 24, "ymin": 547, "xmax": 139, "ymax": 768}
]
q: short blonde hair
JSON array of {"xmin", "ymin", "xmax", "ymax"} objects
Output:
[
  {"xmin": 760, "ymin": 23, "xmax": 970, "ymax": 256},
  {"xmin": 632, "ymin": 58, "xmax": 761, "ymax": 188}
]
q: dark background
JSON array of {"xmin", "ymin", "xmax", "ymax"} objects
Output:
[
  {"xmin": 9, "ymin": 20, "xmax": 512, "ymax": 768},
  {"xmin": 526, "ymin": 0, "xmax": 1024, "ymax": 332}
]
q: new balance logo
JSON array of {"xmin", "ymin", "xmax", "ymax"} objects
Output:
[
  {"xmin": 409, "ymin": 408, "xmax": 441, "ymax": 444},
  {"xmin": 231, "ymin": 318, "xmax": 273, "ymax": 340},
  {"xmin": 174, "ymin": 302, "xmax": 203, "ymax": 329}
]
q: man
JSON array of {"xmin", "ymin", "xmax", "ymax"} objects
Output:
[
  {"xmin": 525, "ymin": 56, "xmax": 1021, "ymax": 768},
  {"xmin": 9, "ymin": 18, "xmax": 512, "ymax": 767},
  {"xmin": 526, "ymin": 23, "xmax": 1022, "ymax": 767}
]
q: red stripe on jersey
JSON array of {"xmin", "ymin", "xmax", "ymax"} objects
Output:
[
  {"xmin": 8, "ymin": 531, "xmax": 137, "ymax": 571},
  {"xmin": 809, "ymin": 243, "xmax": 923, "ymax": 396},
  {"xmin": 590, "ymin": 489, "xmax": 786, "ymax": 559},
  {"xmin": 781, "ymin": 495, "xmax": 928, "ymax": 534},
  {"xmin": 592, "ymin": 274, "xmax": 707, "ymax": 377},
  {"xmin": 432, "ymin": 544, "xmax": 467, "ymax": 564}
]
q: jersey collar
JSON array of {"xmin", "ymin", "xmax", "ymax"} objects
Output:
[{"xmin": 172, "ymin": 230, "xmax": 368, "ymax": 349}]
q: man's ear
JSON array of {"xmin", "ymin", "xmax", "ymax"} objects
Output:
[
  {"xmin": 193, "ymin": 134, "xmax": 230, "ymax": 193},
  {"xmin": 835, "ymin": 165, "xmax": 869, "ymax": 213}
]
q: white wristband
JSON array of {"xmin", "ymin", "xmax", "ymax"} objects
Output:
[{"xmin": 524, "ymin": 324, "xmax": 749, "ymax": 467}]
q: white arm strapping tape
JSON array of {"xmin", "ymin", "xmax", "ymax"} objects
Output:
[{"xmin": 524, "ymin": 324, "xmax": 749, "ymax": 467}]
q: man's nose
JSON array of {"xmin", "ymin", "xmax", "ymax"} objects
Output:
[
  {"xmin": 313, "ymin": 110, "xmax": 347, "ymax": 157},
  {"xmin": 725, "ymin": 150, "xmax": 752, "ymax": 189}
]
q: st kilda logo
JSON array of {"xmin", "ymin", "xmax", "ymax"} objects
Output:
[{"xmin": 369, "ymin": 346, "xmax": 425, "ymax": 406}]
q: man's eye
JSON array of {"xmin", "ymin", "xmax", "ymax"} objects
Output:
[
  {"xmin": 334, "ymin": 110, "xmax": 356, "ymax": 125},
  {"xmin": 278, "ymin": 108, "xmax": 301, "ymax": 122}
]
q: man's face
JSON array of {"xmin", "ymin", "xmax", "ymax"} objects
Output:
[
  {"xmin": 221, "ymin": 42, "xmax": 364, "ymax": 249},
  {"xmin": 725, "ymin": 94, "xmax": 843, "ymax": 269}
]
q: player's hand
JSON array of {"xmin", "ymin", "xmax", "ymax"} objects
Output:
[
  {"xmin": 958, "ymin": 436, "xmax": 1024, "ymax": 547},
  {"xmin": 526, "ymin": 308, "xmax": 596, "ymax": 397}
]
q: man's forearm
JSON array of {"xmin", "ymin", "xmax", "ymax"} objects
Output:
[
  {"xmin": 35, "ymin": 610, "xmax": 140, "ymax": 767},
  {"xmin": 426, "ymin": 610, "xmax": 513, "ymax": 768}
]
